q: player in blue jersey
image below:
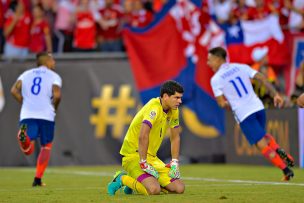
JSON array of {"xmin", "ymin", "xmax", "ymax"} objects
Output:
[
  {"xmin": 208, "ymin": 47, "xmax": 294, "ymax": 181},
  {"xmin": 11, "ymin": 52, "xmax": 62, "ymax": 186}
]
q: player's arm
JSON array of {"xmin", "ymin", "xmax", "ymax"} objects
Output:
[
  {"xmin": 211, "ymin": 77, "xmax": 230, "ymax": 109},
  {"xmin": 10, "ymin": 80, "xmax": 23, "ymax": 104},
  {"xmin": 170, "ymin": 127, "xmax": 180, "ymax": 160},
  {"xmin": 52, "ymin": 85, "xmax": 61, "ymax": 111},
  {"xmin": 138, "ymin": 122, "xmax": 151, "ymax": 161},
  {"xmin": 166, "ymin": 127, "xmax": 181, "ymax": 179},
  {"xmin": 253, "ymin": 72, "xmax": 283, "ymax": 108},
  {"xmin": 138, "ymin": 122, "xmax": 159, "ymax": 178},
  {"xmin": 215, "ymin": 95, "xmax": 230, "ymax": 110}
]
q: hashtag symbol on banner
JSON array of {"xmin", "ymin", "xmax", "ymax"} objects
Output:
[{"xmin": 90, "ymin": 85, "xmax": 136, "ymax": 139}]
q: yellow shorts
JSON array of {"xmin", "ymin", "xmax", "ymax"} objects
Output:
[{"xmin": 122, "ymin": 153, "xmax": 172, "ymax": 187}]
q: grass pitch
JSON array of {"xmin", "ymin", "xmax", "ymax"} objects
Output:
[{"xmin": 0, "ymin": 164, "xmax": 303, "ymax": 203}]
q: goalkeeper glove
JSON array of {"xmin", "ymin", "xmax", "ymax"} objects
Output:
[
  {"xmin": 165, "ymin": 159, "xmax": 180, "ymax": 179},
  {"xmin": 139, "ymin": 159, "xmax": 159, "ymax": 179}
]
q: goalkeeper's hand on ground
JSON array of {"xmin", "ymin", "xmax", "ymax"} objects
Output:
[
  {"xmin": 165, "ymin": 159, "xmax": 181, "ymax": 179},
  {"xmin": 139, "ymin": 159, "xmax": 159, "ymax": 179}
]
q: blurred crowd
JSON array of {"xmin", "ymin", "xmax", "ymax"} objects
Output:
[
  {"xmin": 0, "ymin": 0, "xmax": 303, "ymax": 55},
  {"xmin": 0, "ymin": 0, "xmax": 165, "ymax": 56},
  {"xmin": 0, "ymin": 0, "xmax": 303, "ymax": 107},
  {"xmin": 210, "ymin": 0, "xmax": 304, "ymax": 32}
]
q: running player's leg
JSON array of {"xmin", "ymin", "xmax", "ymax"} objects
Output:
[
  {"xmin": 256, "ymin": 138, "xmax": 294, "ymax": 180},
  {"xmin": 240, "ymin": 111, "xmax": 293, "ymax": 180},
  {"xmin": 256, "ymin": 138, "xmax": 287, "ymax": 170},
  {"xmin": 257, "ymin": 112, "xmax": 294, "ymax": 167},
  {"xmin": 264, "ymin": 134, "xmax": 295, "ymax": 167},
  {"xmin": 33, "ymin": 120, "xmax": 54, "ymax": 187},
  {"xmin": 256, "ymin": 110, "xmax": 294, "ymax": 167},
  {"xmin": 17, "ymin": 119, "xmax": 38, "ymax": 155}
]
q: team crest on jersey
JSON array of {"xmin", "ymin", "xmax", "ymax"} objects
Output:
[
  {"xmin": 173, "ymin": 119, "xmax": 178, "ymax": 125},
  {"xmin": 149, "ymin": 110, "xmax": 156, "ymax": 119}
]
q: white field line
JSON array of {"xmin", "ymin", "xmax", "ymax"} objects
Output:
[
  {"xmin": 182, "ymin": 177, "xmax": 304, "ymax": 186},
  {"xmin": 14, "ymin": 168, "xmax": 304, "ymax": 187},
  {"xmin": 0, "ymin": 187, "xmax": 102, "ymax": 192}
]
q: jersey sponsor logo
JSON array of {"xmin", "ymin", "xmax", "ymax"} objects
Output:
[{"xmin": 149, "ymin": 110, "xmax": 156, "ymax": 119}]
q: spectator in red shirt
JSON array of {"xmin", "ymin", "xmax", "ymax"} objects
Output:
[
  {"xmin": 73, "ymin": 0, "xmax": 101, "ymax": 51},
  {"xmin": 247, "ymin": 0, "xmax": 271, "ymax": 20},
  {"xmin": 98, "ymin": 0, "xmax": 123, "ymax": 52},
  {"xmin": 231, "ymin": 0, "xmax": 249, "ymax": 20},
  {"xmin": 285, "ymin": 0, "xmax": 304, "ymax": 31},
  {"xmin": 3, "ymin": 0, "xmax": 31, "ymax": 60},
  {"xmin": 266, "ymin": 0, "xmax": 289, "ymax": 29},
  {"xmin": 29, "ymin": 4, "xmax": 52, "ymax": 53},
  {"xmin": 54, "ymin": 0, "xmax": 77, "ymax": 53},
  {"xmin": 0, "ymin": 0, "xmax": 11, "ymax": 54},
  {"xmin": 122, "ymin": 0, "xmax": 134, "ymax": 26},
  {"xmin": 126, "ymin": 0, "xmax": 153, "ymax": 28}
]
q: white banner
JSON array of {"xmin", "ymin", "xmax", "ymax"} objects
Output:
[{"xmin": 242, "ymin": 15, "xmax": 284, "ymax": 46}]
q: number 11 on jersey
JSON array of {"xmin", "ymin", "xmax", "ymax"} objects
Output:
[{"xmin": 229, "ymin": 76, "xmax": 248, "ymax": 98}]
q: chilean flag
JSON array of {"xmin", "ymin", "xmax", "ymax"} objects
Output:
[
  {"xmin": 123, "ymin": 0, "xmax": 225, "ymax": 135},
  {"xmin": 220, "ymin": 15, "xmax": 289, "ymax": 67}
]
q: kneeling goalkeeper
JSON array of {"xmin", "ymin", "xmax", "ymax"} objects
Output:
[{"xmin": 107, "ymin": 80, "xmax": 185, "ymax": 195}]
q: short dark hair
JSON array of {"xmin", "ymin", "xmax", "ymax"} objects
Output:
[
  {"xmin": 160, "ymin": 80, "xmax": 184, "ymax": 97},
  {"xmin": 208, "ymin": 47, "xmax": 227, "ymax": 60},
  {"xmin": 36, "ymin": 52, "xmax": 51, "ymax": 66},
  {"xmin": 9, "ymin": 0, "xmax": 18, "ymax": 12},
  {"xmin": 33, "ymin": 3, "xmax": 44, "ymax": 11}
]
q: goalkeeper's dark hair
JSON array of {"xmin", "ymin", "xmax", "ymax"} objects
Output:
[
  {"xmin": 36, "ymin": 51, "xmax": 51, "ymax": 66},
  {"xmin": 208, "ymin": 47, "xmax": 227, "ymax": 61},
  {"xmin": 160, "ymin": 80, "xmax": 184, "ymax": 97}
]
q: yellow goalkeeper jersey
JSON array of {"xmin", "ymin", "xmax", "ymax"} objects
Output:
[{"xmin": 120, "ymin": 97, "xmax": 180, "ymax": 157}]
